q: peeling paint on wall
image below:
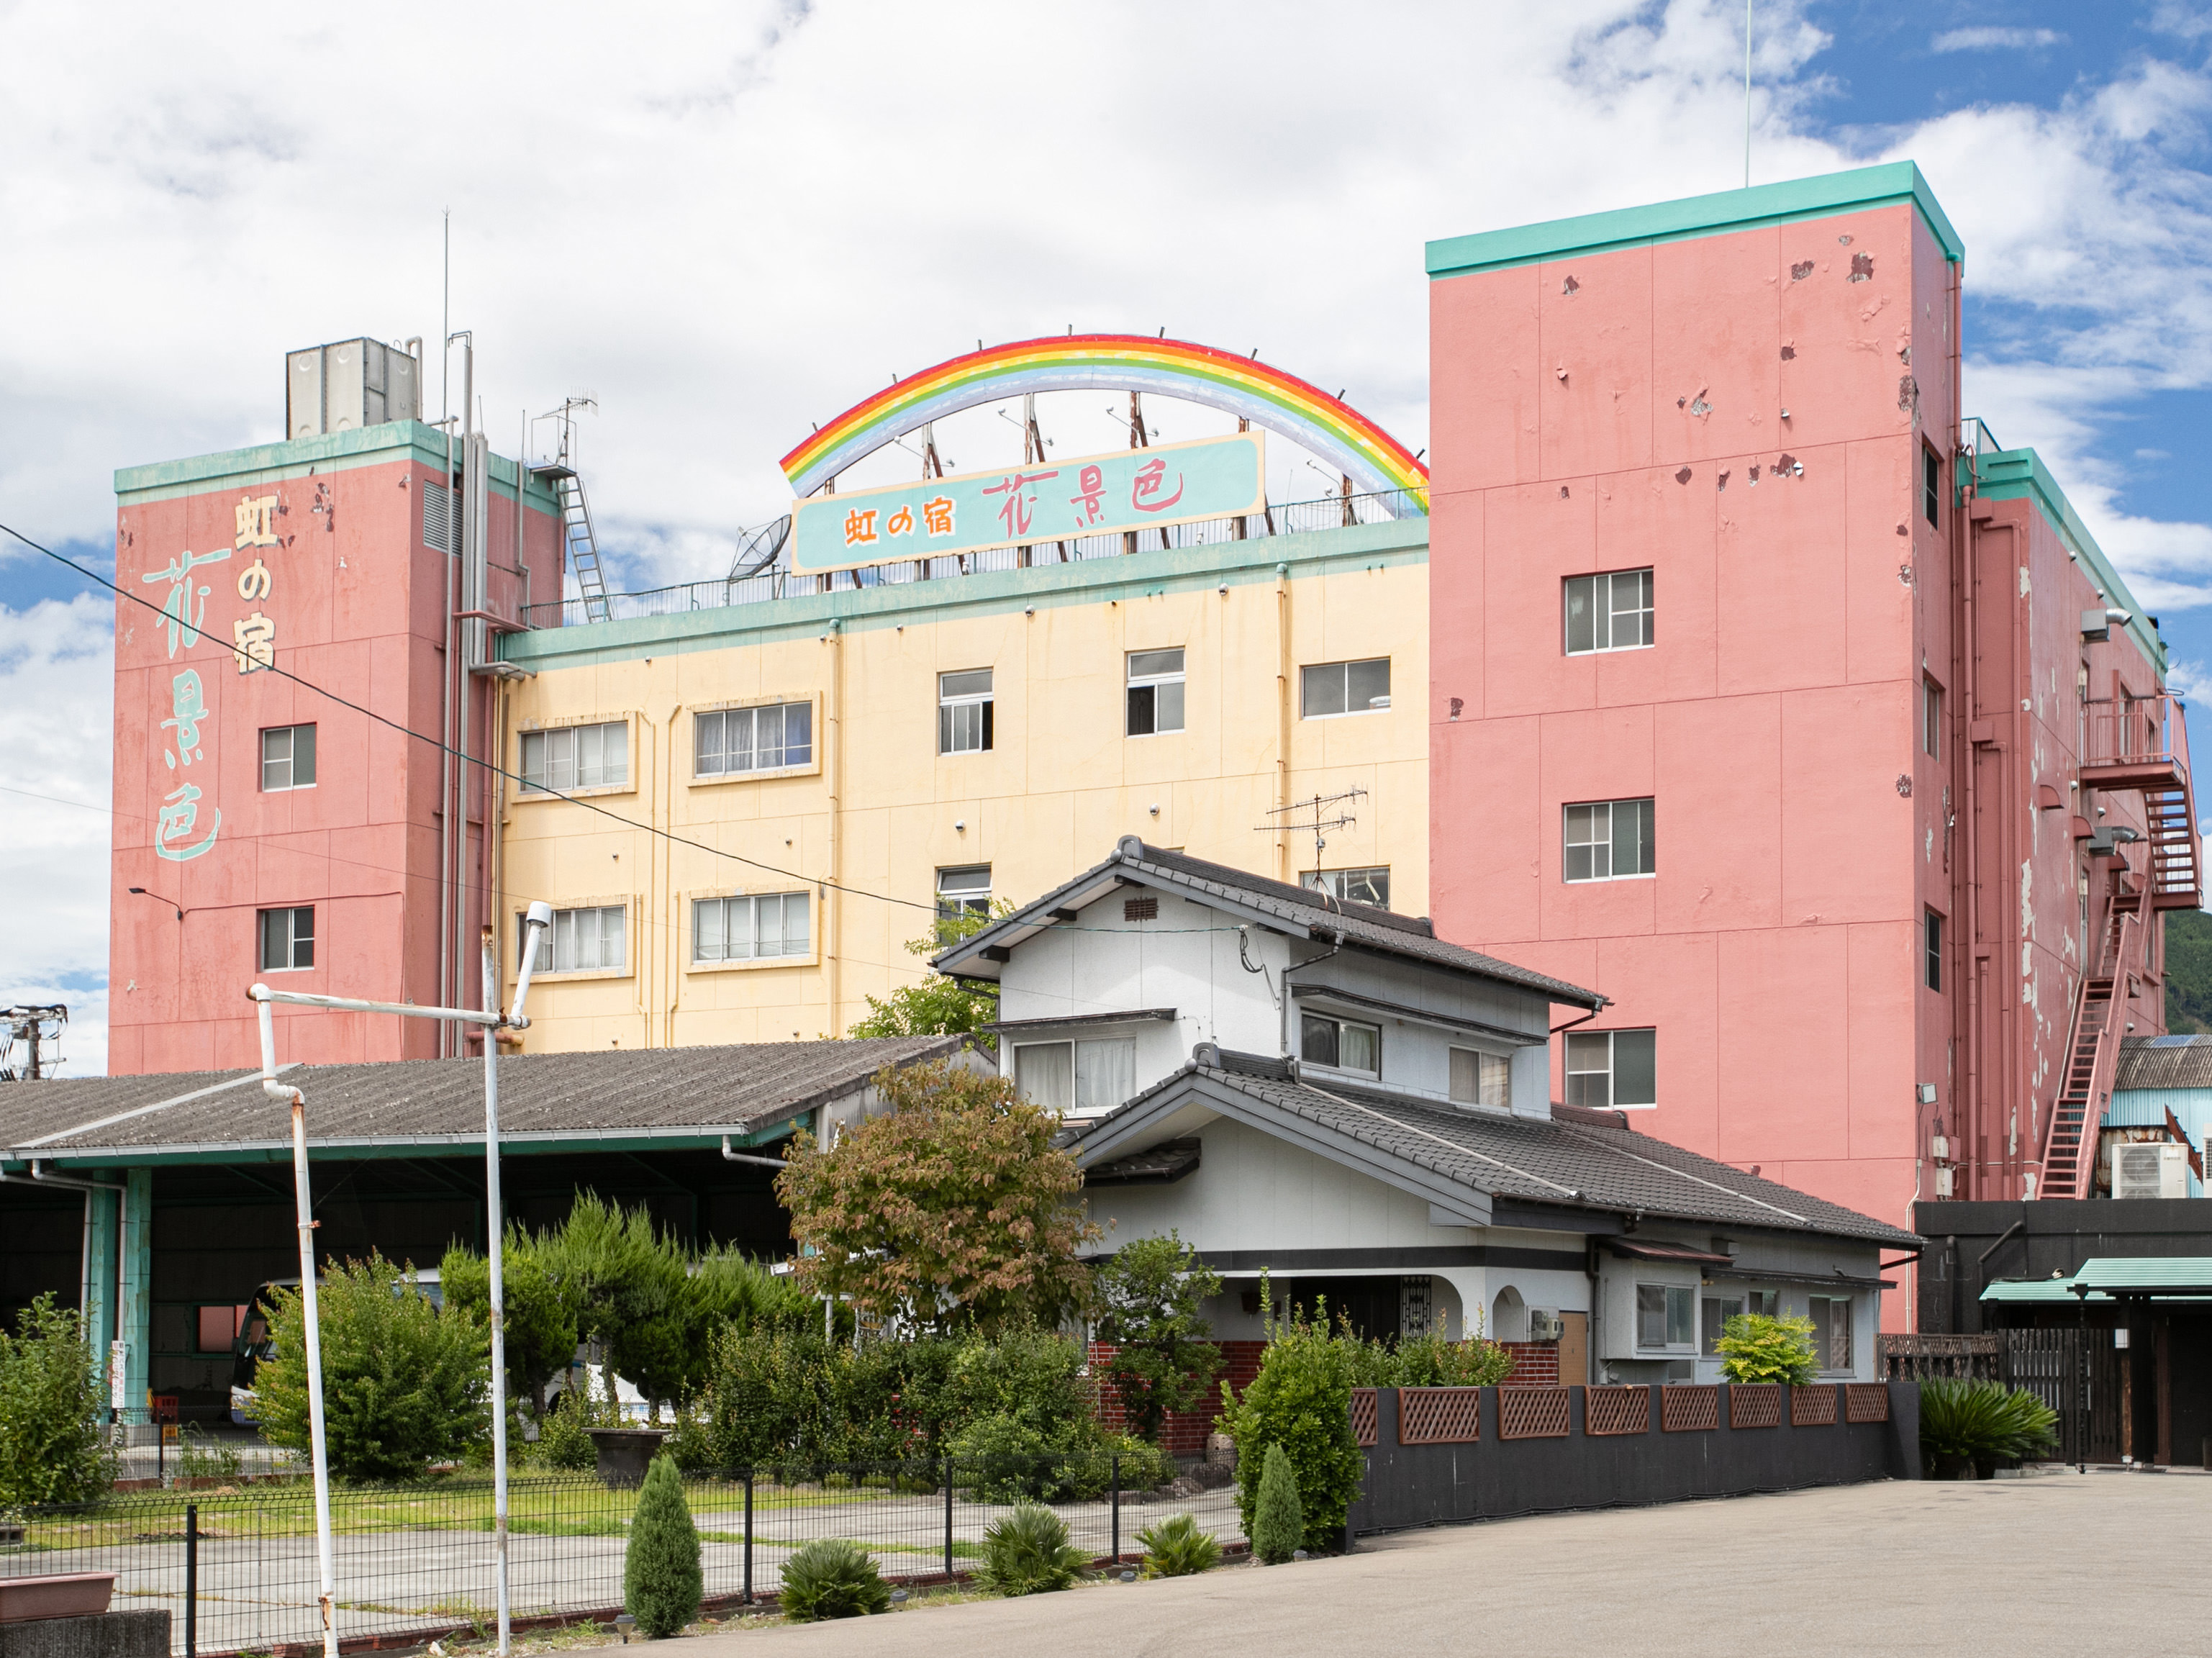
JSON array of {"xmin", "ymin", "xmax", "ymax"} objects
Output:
[
  {"xmin": 1674, "ymin": 467, "xmax": 1692, "ymax": 485},
  {"xmin": 1790, "ymin": 261, "xmax": 1815, "ymax": 281},
  {"xmin": 1849, "ymin": 253, "xmax": 1875, "ymax": 282}
]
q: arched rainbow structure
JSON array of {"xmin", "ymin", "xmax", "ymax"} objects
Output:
[{"xmin": 780, "ymin": 335, "xmax": 1428, "ymax": 512}]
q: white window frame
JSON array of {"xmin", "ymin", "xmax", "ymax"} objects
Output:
[
  {"xmin": 260, "ymin": 724, "xmax": 317, "ymax": 792},
  {"xmin": 520, "ymin": 721, "xmax": 630, "ymax": 794},
  {"xmin": 692, "ymin": 892, "xmax": 810, "ymax": 964},
  {"xmin": 1125, "ymin": 648, "xmax": 1187, "ymax": 737},
  {"xmin": 257, "ymin": 905, "xmax": 314, "ymax": 972},
  {"xmin": 1563, "ymin": 568, "xmax": 1654, "ymax": 656},
  {"xmin": 938, "ymin": 669, "xmax": 994, "ymax": 754},
  {"xmin": 532, "ymin": 904, "xmax": 627, "ymax": 974},
  {"xmin": 936, "ymin": 865, "xmax": 992, "ymax": 919},
  {"xmin": 1302, "ymin": 867, "xmax": 1390, "ymax": 909},
  {"xmin": 1635, "ymin": 1282, "xmax": 1696, "ymax": 1351},
  {"xmin": 695, "ymin": 702, "xmax": 812, "ymax": 778},
  {"xmin": 1300, "ymin": 657, "xmax": 1392, "ymax": 719},
  {"xmin": 1300, "ymin": 1011, "xmax": 1381, "ymax": 1077},
  {"xmin": 1563, "ymin": 797, "xmax": 1654, "ymax": 882},
  {"xmin": 1012, "ymin": 1036, "xmax": 1138, "ymax": 1117},
  {"xmin": 1564, "ymin": 1028, "xmax": 1656, "ymax": 1109},
  {"xmin": 1448, "ymin": 1046, "xmax": 1511, "ymax": 1109},
  {"xmin": 1808, "ymin": 1294, "xmax": 1856, "ymax": 1375}
]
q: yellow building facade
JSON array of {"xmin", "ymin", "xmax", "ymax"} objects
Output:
[{"xmin": 494, "ymin": 516, "xmax": 1430, "ymax": 1051}]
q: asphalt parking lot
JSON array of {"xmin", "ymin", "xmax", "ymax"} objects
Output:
[{"xmin": 706, "ymin": 1472, "xmax": 2212, "ymax": 1658}]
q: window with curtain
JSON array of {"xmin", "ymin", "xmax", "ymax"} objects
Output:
[
  {"xmin": 1012, "ymin": 1036, "xmax": 1136, "ymax": 1115},
  {"xmin": 693, "ymin": 893, "xmax": 810, "ymax": 961},
  {"xmin": 696, "ymin": 702, "xmax": 812, "ymax": 776},
  {"xmin": 520, "ymin": 722, "xmax": 628, "ymax": 792}
]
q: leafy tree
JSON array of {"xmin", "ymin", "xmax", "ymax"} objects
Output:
[
  {"xmin": 846, "ymin": 906, "xmax": 1010, "ymax": 1041},
  {"xmin": 0, "ymin": 1293, "xmax": 109, "ymax": 1505},
  {"xmin": 1094, "ymin": 1232, "xmax": 1224, "ymax": 1445},
  {"xmin": 1713, "ymin": 1313, "xmax": 1818, "ymax": 1386},
  {"xmin": 1251, "ymin": 1444, "xmax": 1305, "ymax": 1564},
  {"xmin": 556, "ymin": 1194, "xmax": 695, "ymax": 1413},
  {"xmin": 2162, "ymin": 907, "xmax": 2212, "ymax": 1033},
  {"xmin": 255, "ymin": 1254, "xmax": 490, "ymax": 1481},
  {"xmin": 1217, "ymin": 1281, "xmax": 1364, "ymax": 1554},
  {"xmin": 622, "ymin": 1455, "xmax": 702, "ymax": 1636},
  {"xmin": 440, "ymin": 1225, "xmax": 582, "ymax": 1421},
  {"xmin": 775, "ymin": 1061, "xmax": 1099, "ymax": 1333}
]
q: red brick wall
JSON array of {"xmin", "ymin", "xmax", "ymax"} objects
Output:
[
  {"xmin": 1500, "ymin": 1341, "xmax": 1560, "ymax": 1385},
  {"xmin": 1089, "ymin": 1339, "xmax": 1266, "ymax": 1457}
]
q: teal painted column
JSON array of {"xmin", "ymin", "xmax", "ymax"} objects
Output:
[
  {"xmin": 119, "ymin": 1169, "xmax": 153, "ymax": 1420},
  {"xmin": 83, "ymin": 1185, "xmax": 118, "ymax": 1405}
]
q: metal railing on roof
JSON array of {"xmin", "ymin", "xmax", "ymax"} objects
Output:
[{"xmin": 517, "ymin": 486, "xmax": 1428, "ymax": 630}]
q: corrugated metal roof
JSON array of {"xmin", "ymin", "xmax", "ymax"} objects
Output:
[
  {"xmin": 2113, "ymin": 1035, "xmax": 2212, "ymax": 1092},
  {"xmin": 0, "ymin": 1037, "xmax": 966, "ymax": 1162},
  {"xmin": 1982, "ymin": 1258, "xmax": 2212, "ymax": 1300},
  {"xmin": 1076, "ymin": 1051, "xmax": 1919, "ymax": 1248},
  {"xmin": 938, "ymin": 838, "xmax": 1605, "ymax": 1009}
]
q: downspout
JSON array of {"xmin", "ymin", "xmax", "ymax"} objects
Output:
[
  {"xmin": 721, "ymin": 1137, "xmax": 789, "ymax": 1170},
  {"xmin": 1278, "ymin": 929, "xmax": 1342, "ymax": 1059},
  {"xmin": 1585, "ymin": 1238, "xmax": 1604, "ymax": 1386}
]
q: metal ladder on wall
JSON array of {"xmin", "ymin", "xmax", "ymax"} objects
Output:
[
  {"xmin": 532, "ymin": 398, "xmax": 612, "ymax": 625},
  {"xmin": 2041, "ymin": 900, "xmax": 2143, "ymax": 1197}
]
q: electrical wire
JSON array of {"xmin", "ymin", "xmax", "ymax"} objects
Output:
[{"xmin": 1, "ymin": 519, "xmax": 944, "ymax": 916}]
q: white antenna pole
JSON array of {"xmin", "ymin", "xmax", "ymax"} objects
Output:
[{"xmin": 1744, "ymin": 0, "xmax": 1753, "ymax": 189}]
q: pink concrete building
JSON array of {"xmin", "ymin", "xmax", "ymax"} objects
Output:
[
  {"xmin": 109, "ymin": 340, "xmax": 564, "ymax": 1072},
  {"xmin": 1425, "ymin": 164, "xmax": 2198, "ymax": 1322}
]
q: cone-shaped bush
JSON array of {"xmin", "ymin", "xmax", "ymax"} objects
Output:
[
  {"xmin": 624, "ymin": 1455, "xmax": 703, "ymax": 1636},
  {"xmin": 1251, "ymin": 1443, "xmax": 1303, "ymax": 1564},
  {"xmin": 779, "ymin": 1539, "xmax": 890, "ymax": 1621}
]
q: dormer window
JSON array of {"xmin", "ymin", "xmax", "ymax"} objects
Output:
[{"xmin": 1301, "ymin": 1013, "xmax": 1379, "ymax": 1077}]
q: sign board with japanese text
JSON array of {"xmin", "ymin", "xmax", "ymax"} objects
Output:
[{"xmin": 788, "ymin": 431, "xmax": 1266, "ymax": 576}]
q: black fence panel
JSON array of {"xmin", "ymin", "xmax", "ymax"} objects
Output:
[{"xmin": 1345, "ymin": 1383, "xmax": 1918, "ymax": 1539}]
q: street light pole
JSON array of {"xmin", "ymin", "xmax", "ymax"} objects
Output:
[{"xmin": 249, "ymin": 900, "xmax": 551, "ymax": 1658}]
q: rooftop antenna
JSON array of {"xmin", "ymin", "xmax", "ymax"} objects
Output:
[
  {"xmin": 1744, "ymin": 0, "xmax": 1753, "ymax": 189},
  {"xmin": 1257, "ymin": 789, "xmax": 1367, "ymax": 907}
]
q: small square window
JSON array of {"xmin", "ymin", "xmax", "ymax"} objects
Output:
[
  {"xmin": 939, "ymin": 669, "xmax": 994, "ymax": 754},
  {"xmin": 936, "ymin": 866, "xmax": 992, "ymax": 919},
  {"xmin": 1449, "ymin": 1046, "xmax": 1511, "ymax": 1109},
  {"xmin": 1126, "ymin": 648, "xmax": 1186, "ymax": 737},
  {"xmin": 1565, "ymin": 1028, "xmax": 1656, "ymax": 1108},
  {"xmin": 1564, "ymin": 798, "xmax": 1654, "ymax": 882},
  {"xmin": 1301, "ymin": 1012, "xmax": 1380, "ymax": 1076},
  {"xmin": 1636, "ymin": 1284, "xmax": 1695, "ymax": 1349},
  {"xmin": 257, "ymin": 906, "xmax": 314, "ymax": 971},
  {"xmin": 1564, "ymin": 569, "xmax": 1654, "ymax": 655},
  {"xmin": 260, "ymin": 725, "xmax": 317, "ymax": 791}
]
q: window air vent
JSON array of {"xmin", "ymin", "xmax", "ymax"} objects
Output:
[{"xmin": 1124, "ymin": 896, "xmax": 1159, "ymax": 921}]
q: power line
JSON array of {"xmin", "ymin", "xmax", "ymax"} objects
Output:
[{"xmin": 0, "ymin": 520, "xmax": 942, "ymax": 918}]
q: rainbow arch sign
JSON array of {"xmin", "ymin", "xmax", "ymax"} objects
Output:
[{"xmin": 779, "ymin": 334, "xmax": 1428, "ymax": 513}]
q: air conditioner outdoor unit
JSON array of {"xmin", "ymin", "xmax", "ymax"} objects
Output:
[
  {"xmin": 1529, "ymin": 1309, "xmax": 1564, "ymax": 1343},
  {"xmin": 2112, "ymin": 1141, "xmax": 2190, "ymax": 1200}
]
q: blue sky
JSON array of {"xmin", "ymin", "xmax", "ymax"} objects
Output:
[{"xmin": 7, "ymin": 0, "xmax": 2212, "ymax": 1072}]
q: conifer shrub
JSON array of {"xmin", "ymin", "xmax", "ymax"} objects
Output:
[
  {"xmin": 976, "ymin": 1502, "xmax": 1089, "ymax": 1595},
  {"xmin": 1135, "ymin": 1512, "xmax": 1221, "ymax": 1578},
  {"xmin": 778, "ymin": 1539, "xmax": 890, "ymax": 1621},
  {"xmin": 622, "ymin": 1455, "xmax": 702, "ymax": 1636},
  {"xmin": 1251, "ymin": 1444, "xmax": 1304, "ymax": 1565}
]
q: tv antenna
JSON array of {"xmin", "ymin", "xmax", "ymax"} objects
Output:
[
  {"xmin": 0, "ymin": 1004, "xmax": 68, "ymax": 1080},
  {"xmin": 1257, "ymin": 789, "xmax": 1366, "ymax": 903}
]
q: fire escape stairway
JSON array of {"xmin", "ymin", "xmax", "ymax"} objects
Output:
[
  {"xmin": 2145, "ymin": 783, "xmax": 2201, "ymax": 910},
  {"xmin": 2039, "ymin": 902, "xmax": 2144, "ymax": 1199}
]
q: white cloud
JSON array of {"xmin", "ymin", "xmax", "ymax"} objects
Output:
[
  {"xmin": 0, "ymin": 596, "xmax": 114, "ymax": 1074},
  {"xmin": 1931, "ymin": 27, "xmax": 2067, "ymax": 53}
]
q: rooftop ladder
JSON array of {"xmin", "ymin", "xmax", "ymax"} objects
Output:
[{"xmin": 535, "ymin": 465, "xmax": 611, "ymax": 624}]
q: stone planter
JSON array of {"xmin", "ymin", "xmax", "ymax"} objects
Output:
[
  {"xmin": 0, "ymin": 1574, "xmax": 116, "ymax": 1623},
  {"xmin": 586, "ymin": 1427, "xmax": 670, "ymax": 1487}
]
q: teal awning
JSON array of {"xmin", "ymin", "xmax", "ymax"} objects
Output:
[{"xmin": 1984, "ymin": 1256, "xmax": 2212, "ymax": 1302}]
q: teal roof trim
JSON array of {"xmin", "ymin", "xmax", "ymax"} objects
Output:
[
  {"xmin": 502, "ymin": 517, "xmax": 1429, "ymax": 672},
  {"xmin": 115, "ymin": 421, "xmax": 560, "ymax": 514},
  {"xmin": 1981, "ymin": 1278, "xmax": 2108, "ymax": 1303},
  {"xmin": 1972, "ymin": 448, "xmax": 2166, "ymax": 675},
  {"xmin": 1425, "ymin": 162, "xmax": 1962, "ymax": 279},
  {"xmin": 1984, "ymin": 1257, "xmax": 2212, "ymax": 1300}
]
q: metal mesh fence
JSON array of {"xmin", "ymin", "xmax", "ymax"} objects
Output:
[
  {"xmin": 1, "ymin": 1460, "xmax": 1245, "ymax": 1657},
  {"xmin": 517, "ymin": 488, "xmax": 1428, "ymax": 630}
]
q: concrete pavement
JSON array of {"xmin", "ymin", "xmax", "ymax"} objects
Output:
[{"xmin": 697, "ymin": 1473, "xmax": 2212, "ymax": 1658}]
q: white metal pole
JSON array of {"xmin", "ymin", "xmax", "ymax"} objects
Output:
[
  {"xmin": 481, "ymin": 930, "xmax": 510, "ymax": 1658},
  {"xmin": 255, "ymin": 992, "xmax": 337, "ymax": 1658}
]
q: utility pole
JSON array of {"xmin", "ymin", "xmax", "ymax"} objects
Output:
[{"xmin": 0, "ymin": 1005, "xmax": 68, "ymax": 1080}]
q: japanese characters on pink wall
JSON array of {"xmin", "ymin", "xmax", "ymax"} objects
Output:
[{"xmin": 137, "ymin": 491, "xmax": 285, "ymax": 864}]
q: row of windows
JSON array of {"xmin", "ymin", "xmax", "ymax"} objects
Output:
[
  {"xmin": 1637, "ymin": 1285, "xmax": 1854, "ymax": 1371},
  {"xmin": 944, "ymin": 654, "xmax": 1392, "ymax": 755}
]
